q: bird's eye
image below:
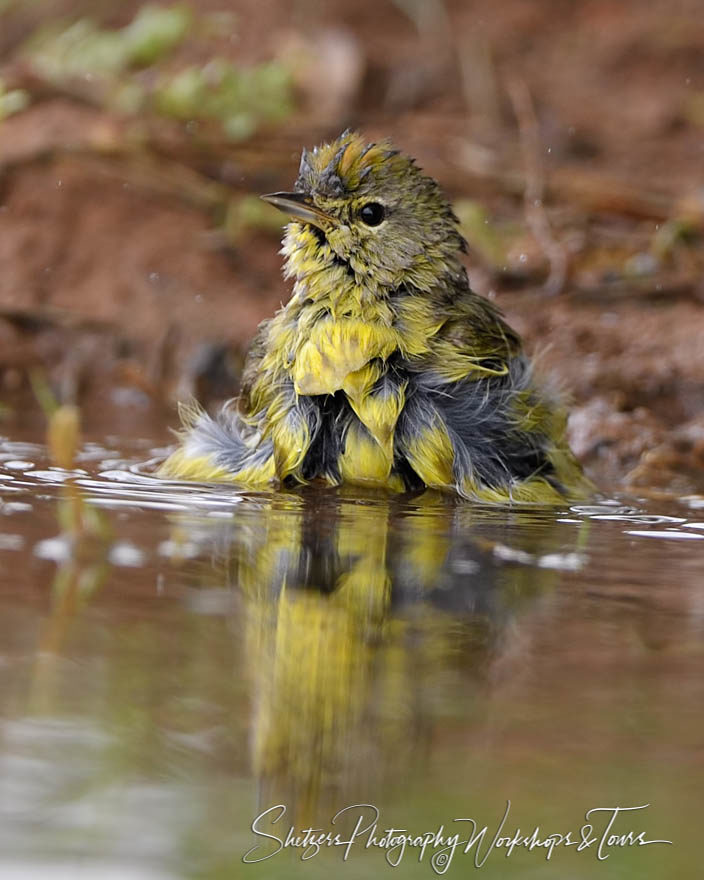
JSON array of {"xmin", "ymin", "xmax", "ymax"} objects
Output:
[{"xmin": 359, "ymin": 202, "xmax": 385, "ymax": 226}]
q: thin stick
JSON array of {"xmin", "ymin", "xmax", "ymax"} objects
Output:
[{"xmin": 506, "ymin": 77, "xmax": 568, "ymax": 296}]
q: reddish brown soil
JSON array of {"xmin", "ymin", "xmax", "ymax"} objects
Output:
[{"xmin": 1, "ymin": 0, "xmax": 703, "ymax": 493}]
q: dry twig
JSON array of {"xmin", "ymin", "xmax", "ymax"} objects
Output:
[{"xmin": 506, "ymin": 76, "xmax": 568, "ymax": 296}]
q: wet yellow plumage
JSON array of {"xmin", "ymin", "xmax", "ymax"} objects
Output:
[{"xmin": 161, "ymin": 131, "xmax": 590, "ymax": 503}]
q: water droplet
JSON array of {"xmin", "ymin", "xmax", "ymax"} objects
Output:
[
  {"xmin": 108, "ymin": 542, "xmax": 145, "ymax": 567},
  {"xmin": 0, "ymin": 501, "xmax": 31, "ymax": 513},
  {"xmin": 0, "ymin": 534, "xmax": 23, "ymax": 551},
  {"xmin": 492, "ymin": 543, "xmax": 533, "ymax": 564},
  {"xmin": 34, "ymin": 536, "xmax": 72, "ymax": 561},
  {"xmin": 158, "ymin": 539, "xmax": 202, "ymax": 559},
  {"xmin": 625, "ymin": 530, "xmax": 704, "ymax": 540},
  {"xmin": 537, "ymin": 552, "xmax": 585, "ymax": 571}
]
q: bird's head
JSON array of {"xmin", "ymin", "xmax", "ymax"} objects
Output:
[{"xmin": 262, "ymin": 131, "xmax": 467, "ymax": 294}]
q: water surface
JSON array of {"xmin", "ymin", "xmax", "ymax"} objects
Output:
[{"xmin": 0, "ymin": 430, "xmax": 701, "ymax": 879}]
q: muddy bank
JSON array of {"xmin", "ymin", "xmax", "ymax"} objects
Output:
[{"xmin": 1, "ymin": 0, "xmax": 703, "ymax": 493}]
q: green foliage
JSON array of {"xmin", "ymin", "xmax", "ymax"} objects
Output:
[
  {"xmin": 154, "ymin": 59, "xmax": 293, "ymax": 140},
  {"xmin": 122, "ymin": 4, "xmax": 193, "ymax": 66},
  {"xmin": 21, "ymin": 4, "xmax": 294, "ymax": 139},
  {"xmin": 225, "ymin": 195, "xmax": 289, "ymax": 241},
  {"xmin": 25, "ymin": 5, "xmax": 192, "ymax": 79},
  {"xmin": 0, "ymin": 77, "xmax": 30, "ymax": 120},
  {"xmin": 652, "ymin": 217, "xmax": 701, "ymax": 259}
]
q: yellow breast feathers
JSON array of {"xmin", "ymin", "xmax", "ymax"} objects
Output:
[{"xmin": 290, "ymin": 318, "xmax": 397, "ymax": 396}]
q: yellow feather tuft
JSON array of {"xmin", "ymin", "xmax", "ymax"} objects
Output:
[
  {"xmin": 338, "ymin": 421, "xmax": 404, "ymax": 490},
  {"xmin": 158, "ymin": 449, "xmax": 232, "ymax": 482},
  {"xmin": 462, "ymin": 477, "xmax": 568, "ymax": 505},
  {"xmin": 291, "ymin": 319, "xmax": 397, "ymax": 396},
  {"xmin": 344, "ymin": 372, "xmax": 407, "ymax": 464},
  {"xmin": 229, "ymin": 456, "xmax": 277, "ymax": 486},
  {"xmin": 403, "ymin": 422, "xmax": 455, "ymax": 489},
  {"xmin": 175, "ymin": 399, "xmax": 205, "ymax": 430},
  {"xmin": 269, "ymin": 407, "xmax": 312, "ymax": 480},
  {"xmin": 309, "ymin": 131, "xmax": 397, "ymax": 192}
]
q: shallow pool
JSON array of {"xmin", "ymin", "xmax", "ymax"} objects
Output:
[{"xmin": 0, "ymin": 430, "xmax": 701, "ymax": 879}]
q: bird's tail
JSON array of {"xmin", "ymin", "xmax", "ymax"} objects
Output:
[{"xmin": 158, "ymin": 400, "xmax": 276, "ymax": 485}]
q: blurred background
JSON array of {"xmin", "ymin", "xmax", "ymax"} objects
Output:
[
  {"xmin": 1, "ymin": 6, "xmax": 703, "ymax": 879},
  {"xmin": 1, "ymin": 0, "xmax": 704, "ymax": 492}
]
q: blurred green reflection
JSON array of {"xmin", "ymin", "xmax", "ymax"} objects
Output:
[{"xmin": 179, "ymin": 490, "xmax": 569, "ymax": 822}]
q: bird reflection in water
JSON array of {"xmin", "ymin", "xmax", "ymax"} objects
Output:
[{"xmin": 188, "ymin": 489, "xmax": 572, "ymax": 823}]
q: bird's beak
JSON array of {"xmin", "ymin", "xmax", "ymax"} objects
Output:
[{"xmin": 260, "ymin": 192, "xmax": 336, "ymax": 229}]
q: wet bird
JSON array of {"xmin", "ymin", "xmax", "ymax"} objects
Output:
[{"xmin": 161, "ymin": 131, "xmax": 590, "ymax": 503}]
